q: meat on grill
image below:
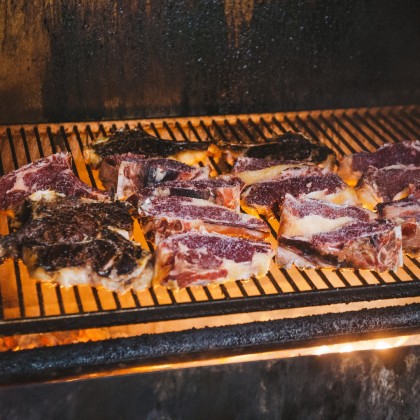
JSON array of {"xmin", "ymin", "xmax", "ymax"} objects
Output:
[
  {"xmin": 139, "ymin": 195, "xmax": 270, "ymax": 244},
  {"xmin": 338, "ymin": 140, "xmax": 420, "ymax": 186},
  {"xmin": 240, "ymin": 166, "xmax": 358, "ymax": 218},
  {"xmin": 116, "ymin": 157, "xmax": 209, "ymax": 201},
  {"xmin": 23, "ymin": 229, "xmax": 153, "ymax": 293},
  {"xmin": 0, "ymin": 153, "xmax": 109, "ymax": 212},
  {"xmin": 138, "ymin": 176, "xmax": 244, "ymax": 211},
  {"xmin": 232, "ymin": 157, "xmax": 311, "ymax": 173},
  {"xmin": 377, "ymin": 191, "xmax": 420, "ymax": 257},
  {"xmin": 276, "ymin": 194, "xmax": 403, "ymax": 271},
  {"xmin": 98, "ymin": 153, "xmax": 145, "ymax": 190},
  {"xmin": 0, "ymin": 191, "xmax": 153, "ymax": 293},
  {"xmin": 10, "ymin": 189, "xmax": 134, "ymax": 235},
  {"xmin": 215, "ymin": 132, "xmax": 336, "ymax": 168},
  {"xmin": 154, "ymin": 232, "xmax": 274, "ymax": 288},
  {"xmin": 84, "ymin": 128, "xmax": 213, "ymax": 169},
  {"xmin": 356, "ymin": 164, "xmax": 420, "ymax": 210},
  {"xmin": 231, "ymin": 157, "xmax": 315, "ymax": 185}
]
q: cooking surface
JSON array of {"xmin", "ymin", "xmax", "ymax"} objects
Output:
[{"xmin": 0, "ymin": 105, "xmax": 419, "ymax": 339}]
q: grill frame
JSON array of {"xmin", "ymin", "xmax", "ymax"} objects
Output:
[
  {"xmin": 2, "ymin": 303, "xmax": 420, "ymax": 385},
  {"xmin": 0, "ymin": 105, "xmax": 419, "ymax": 344}
]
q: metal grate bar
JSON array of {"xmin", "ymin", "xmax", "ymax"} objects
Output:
[
  {"xmin": 148, "ymin": 287, "xmax": 160, "ymax": 306},
  {"xmin": 251, "ymin": 277, "xmax": 266, "ymax": 296},
  {"xmin": 202, "ymin": 286, "xmax": 214, "ymax": 301},
  {"xmin": 247, "ymin": 118, "xmax": 268, "ymax": 141},
  {"xmin": 163, "ymin": 122, "xmax": 177, "ymax": 141},
  {"xmin": 222, "ymin": 120, "xmax": 241, "ymax": 142},
  {"xmin": 73, "ymin": 126, "xmax": 98, "ymax": 188},
  {"xmin": 46, "ymin": 127, "xmax": 58, "ymax": 153},
  {"xmin": 306, "ymin": 114, "xmax": 346, "ymax": 156},
  {"xmin": 184, "ymin": 287, "xmax": 196, "ymax": 303},
  {"xmin": 314, "ymin": 269, "xmax": 335, "ymax": 289},
  {"xmin": 130, "ymin": 290, "xmax": 141, "ymax": 307},
  {"xmin": 330, "ymin": 113, "xmax": 372, "ymax": 152},
  {"xmin": 187, "ymin": 121, "xmax": 204, "ymax": 141},
  {"xmin": 166, "ymin": 289, "xmax": 177, "ymax": 305},
  {"xmin": 409, "ymin": 256, "xmax": 420, "ymax": 270},
  {"xmin": 150, "ymin": 122, "xmax": 161, "ymax": 138},
  {"xmin": 297, "ymin": 270, "xmax": 316, "ymax": 291},
  {"xmin": 235, "ymin": 119, "xmax": 258, "ymax": 143},
  {"xmin": 199, "ymin": 120, "xmax": 217, "ymax": 142},
  {"xmin": 279, "ymin": 268, "xmax": 300, "ymax": 293},
  {"xmin": 388, "ymin": 112, "xmax": 419, "ymax": 139},
  {"xmin": 293, "ymin": 115, "xmax": 323, "ymax": 144},
  {"xmin": 219, "ymin": 284, "xmax": 231, "ymax": 299},
  {"xmin": 266, "ymin": 271, "xmax": 283, "ymax": 294},
  {"xmin": 174, "ymin": 122, "xmax": 190, "ymax": 141},
  {"xmin": 259, "ymin": 117, "xmax": 276, "ymax": 137},
  {"xmin": 363, "ymin": 111, "xmax": 397, "ymax": 145},
  {"xmin": 211, "ymin": 120, "xmax": 230, "ymax": 142},
  {"xmin": 352, "ymin": 271, "xmax": 370, "ymax": 287},
  {"xmin": 98, "ymin": 124, "xmax": 107, "ymax": 136},
  {"xmin": 318, "ymin": 114, "xmax": 357, "ymax": 154},
  {"xmin": 271, "ymin": 117, "xmax": 287, "ymax": 133},
  {"xmin": 399, "ymin": 110, "xmax": 420, "ymax": 131},
  {"xmin": 6, "ymin": 129, "xmax": 19, "ymax": 169},
  {"xmin": 34, "ymin": 127, "xmax": 45, "ymax": 158},
  {"xmin": 350, "ymin": 113, "xmax": 389, "ymax": 146},
  {"xmin": 343, "ymin": 113, "xmax": 384, "ymax": 148},
  {"xmin": 388, "ymin": 112, "xmax": 419, "ymax": 138},
  {"xmin": 19, "ymin": 128, "xmax": 32, "ymax": 163},
  {"xmin": 377, "ymin": 111, "xmax": 409, "ymax": 140},
  {"xmin": 73, "ymin": 287, "xmax": 85, "ymax": 313},
  {"xmin": 283, "ymin": 115, "xmax": 299, "ymax": 133},
  {"xmin": 334, "ymin": 269, "xmax": 357, "ymax": 287}
]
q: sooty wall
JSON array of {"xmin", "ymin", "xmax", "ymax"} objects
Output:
[{"xmin": 0, "ymin": 0, "xmax": 419, "ymax": 124}]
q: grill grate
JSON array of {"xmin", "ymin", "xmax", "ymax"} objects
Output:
[{"xmin": 0, "ymin": 106, "xmax": 419, "ymax": 336}]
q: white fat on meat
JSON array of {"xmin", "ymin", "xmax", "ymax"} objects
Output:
[{"xmin": 280, "ymin": 214, "xmax": 354, "ymax": 239}]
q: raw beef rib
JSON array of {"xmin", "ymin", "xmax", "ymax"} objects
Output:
[
  {"xmin": 139, "ymin": 195, "xmax": 270, "ymax": 244},
  {"xmin": 0, "ymin": 153, "xmax": 109, "ymax": 212},
  {"xmin": 241, "ymin": 166, "xmax": 358, "ymax": 218},
  {"xmin": 0, "ymin": 191, "xmax": 153, "ymax": 293},
  {"xmin": 276, "ymin": 194, "xmax": 402, "ymax": 271},
  {"xmin": 138, "ymin": 176, "xmax": 244, "ymax": 211},
  {"xmin": 377, "ymin": 191, "xmax": 420, "ymax": 257},
  {"xmin": 116, "ymin": 157, "xmax": 209, "ymax": 200},
  {"xmin": 98, "ymin": 153, "xmax": 209, "ymax": 200},
  {"xmin": 356, "ymin": 164, "xmax": 420, "ymax": 210},
  {"xmin": 98, "ymin": 153, "xmax": 145, "ymax": 190},
  {"xmin": 154, "ymin": 232, "xmax": 274, "ymax": 288},
  {"xmin": 338, "ymin": 140, "xmax": 420, "ymax": 186}
]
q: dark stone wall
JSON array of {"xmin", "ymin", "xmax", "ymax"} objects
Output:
[
  {"xmin": 1, "ymin": 345, "xmax": 420, "ymax": 419},
  {"xmin": 0, "ymin": 0, "xmax": 419, "ymax": 124}
]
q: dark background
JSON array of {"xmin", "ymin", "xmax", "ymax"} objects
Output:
[{"xmin": 0, "ymin": 0, "xmax": 419, "ymax": 124}]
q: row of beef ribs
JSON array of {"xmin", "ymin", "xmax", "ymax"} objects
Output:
[{"xmin": 0, "ymin": 129, "xmax": 418, "ymax": 294}]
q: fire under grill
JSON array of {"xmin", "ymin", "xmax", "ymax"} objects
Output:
[{"xmin": 1, "ymin": 105, "xmax": 420, "ymax": 383}]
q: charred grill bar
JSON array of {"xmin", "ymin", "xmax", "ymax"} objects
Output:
[{"xmin": 0, "ymin": 106, "xmax": 419, "ymax": 383}]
